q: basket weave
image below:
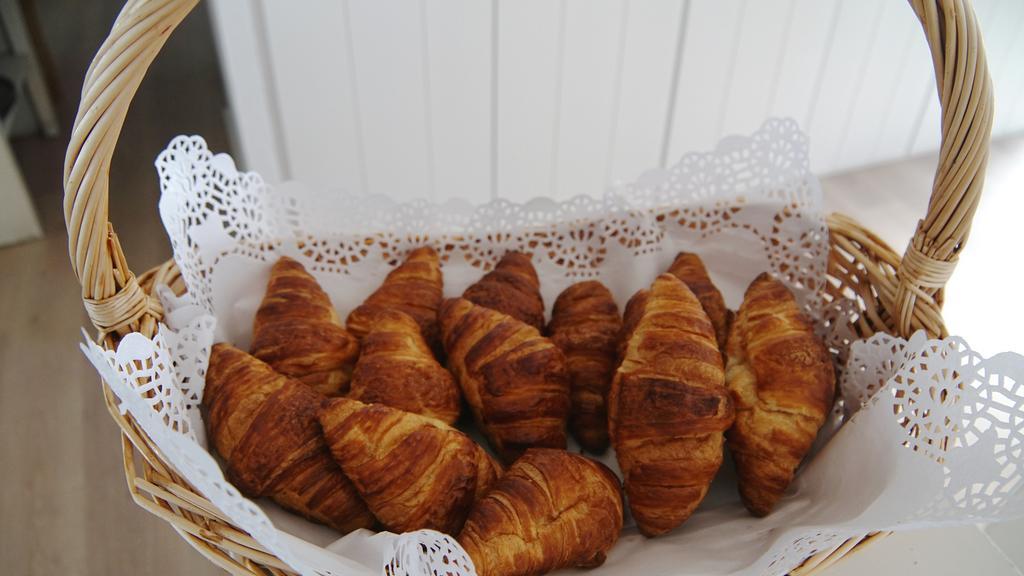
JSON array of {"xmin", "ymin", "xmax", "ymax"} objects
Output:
[{"xmin": 62, "ymin": 0, "xmax": 993, "ymax": 574}]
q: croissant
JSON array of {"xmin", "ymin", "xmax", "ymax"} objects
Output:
[
  {"xmin": 346, "ymin": 246, "xmax": 445, "ymax": 354},
  {"xmin": 347, "ymin": 309, "xmax": 461, "ymax": 424},
  {"xmin": 250, "ymin": 256, "xmax": 360, "ymax": 396},
  {"xmin": 667, "ymin": 251, "xmax": 732, "ymax": 350},
  {"xmin": 458, "ymin": 448, "xmax": 623, "ymax": 576},
  {"xmin": 725, "ymin": 273, "xmax": 835, "ymax": 516},
  {"xmin": 609, "ymin": 274, "xmax": 734, "ymax": 536},
  {"xmin": 439, "ymin": 297, "xmax": 570, "ymax": 463},
  {"xmin": 463, "ymin": 251, "xmax": 545, "ymax": 330},
  {"xmin": 318, "ymin": 398, "xmax": 502, "ymax": 534},
  {"xmin": 617, "ymin": 287, "xmax": 649, "ymax": 362},
  {"xmin": 203, "ymin": 344, "xmax": 374, "ymax": 532},
  {"xmin": 547, "ymin": 281, "xmax": 621, "ymax": 453}
]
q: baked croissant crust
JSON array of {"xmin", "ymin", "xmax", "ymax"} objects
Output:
[
  {"xmin": 609, "ymin": 274, "xmax": 734, "ymax": 536},
  {"xmin": 463, "ymin": 251, "xmax": 545, "ymax": 330},
  {"xmin": 439, "ymin": 297, "xmax": 570, "ymax": 463},
  {"xmin": 547, "ymin": 281, "xmax": 621, "ymax": 453},
  {"xmin": 346, "ymin": 246, "xmax": 445, "ymax": 354},
  {"xmin": 725, "ymin": 272, "xmax": 835, "ymax": 516},
  {"xmin": 250, "ymin": 256, "xmax": 360, "ymax": 396},
  {"xmin": 458, "ymin": 448, "xmax": 623, "ymax": 576},
  {"xmin": 347, "ymin": 309, "xmax": 461, "ymax": 424},
  {"xmin": 318, "ymin": 398, "xmax": 502, "ymax": 534},
  {"xmin": 667, "ymin": 251, "xmax": 732, "ymax": 350},
  {"xmin": 203, "ymin": 343, "xmax": 374, "ymax": 532}
]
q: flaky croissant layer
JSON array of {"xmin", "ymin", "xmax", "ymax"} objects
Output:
[
  {"xmin": 319, "ymin": 398, "xmax": 501, "ymax": 534},
  {"xmin": 440, "ymin": 297, "xmax": 571, "ymax": 463},
  {"xmin": 463, "ymin": 251, "xmax": 546, "ymax": 330},
  {"xmin": 459, "ymin": 448, "xmax": 623, "ymax": 576},
  {"xmin": 347, "ymin": 309, "xmax": 461, "ymax": 424},
  {"xmin": 610, "ymin": 274, "xmax": 734, "ymax": 536},
  {"xmin": 547, "ymin": 280, "xmax": 621, "ymax": 454},
  {"xmin": 204, "ymin": 343, "xmax": 374, "ymax": 533},
  {"xmin": 250, "ymin": 256, "xmax": 360, "ymax": 396},
  {"xmin": 346, "ymin": 246, "xmax": 445, "ymax": 354},
  {"xmin": 725, "ymin": 273, "xmax": 835, "ymax": 516},
  {"xmin": 666, "ymin": 251, "xmax": 732, "ymax": 351}
]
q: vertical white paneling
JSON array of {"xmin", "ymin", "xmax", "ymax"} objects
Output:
[
  {"xmin": 260, "ymin": 0, "xmax": 363, "ymax": 193},
  {"xmin": 609, "ymin": 0, "xmax": 684, "ymax": 182},
  {"xmin": 212, "ymin": 0, "xmax": 1024, "ymax": 201},
  {"xmin": 552, "ymin": 0, "xmax": 625, "ymax": 198},
  {"xmin": 665, "ymin": 0, "xmax": 744, "ymax": 162},
  {"xmin": 805, "ymin": 0, "xmax": 885, "ymax": 173},
  {"xmin": 425, "ymin": 0, "xmax": 492, "ymax": 201},
  {"xmin": 207, "ymin": 0, "xmax": 285, "ymax": 182},
  {"xmin": 909, "ymin": 93, "xmax": 942, "ymax": 155},
  {"xmin": 836, "ymin": 0, "xmax": 931, "ymax": 171},
  {"xmin": 768, "ymin": 0, "xmax": 840, "ymax": 125},
  {"xmin": 347, "ymin": 0, "xmax": 432, "ymax": 200},
  {"xmin": 495, "ymin": 0, "xmax": 565, "ymax": 201},
  {"xmin": 1008, "ymin": 0, "xmax": 1024, "ymax": 135},
  {"xmin": 988, "ymin": 1, "xmax": 1024, "ymax": 136},
  {"xmin": 1007, "ymin": 28, "xmax": 1024, "ymax": 132},
  {"xmin": 1000, "ymin": 28, "xmax": 1024, "ymax": 132},
  {"xmin": 720, "ymin": 0, "xmax": 794, "ymax": 137},
  {"xmin": 867, "ymin": 4, "xmax": 935, "ymax": 164}
]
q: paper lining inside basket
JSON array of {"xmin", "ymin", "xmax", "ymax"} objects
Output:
[{"xmin": 80, "ymin": 120, "xmax": 1024, "ymax": 576}]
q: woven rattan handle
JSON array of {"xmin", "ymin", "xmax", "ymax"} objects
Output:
[{"xmin": 63, "ymin": 0, "xmax": 992, "ymax": 340}]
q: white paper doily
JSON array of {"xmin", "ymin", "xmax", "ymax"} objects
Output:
[{"xmin": 77, "ymin": 119, "xmax": 1024, "ymax": 576}]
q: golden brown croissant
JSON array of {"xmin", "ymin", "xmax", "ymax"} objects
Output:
[
  {"xmin": 547, "ymin": 281, "xmax": 621, "ymax": 453},
  {"xmin": 318, "ymin": 397, "xmax": 502, "ymax": 534},
  {"xmin": 667, "ymin": 251, "xmax": 732, "ymax": 350},
  {"xmin": 203, "ymin": 343, "xmax": 374, "ymax": 532},
  {"xmin": 250, "ymin": 256, "xmax": 360, "ymax": 396},
  {"xmin": 617, "ymin": 287, "xmax": 649, "ymax": 362},
  {"xmin": 439, "ymin": 297, "xmax": 570, "ymax": 463},
  {"xmin": 346, "ymin": 246, "xmax": 445, "ymax": 354},
  {"xmin": 463, "ymin": 251, "xmax": 545, "ymax": 330},
  {"xmin": 458, "ymin": 448, "xmax": 623, "ymax": 576},
  {"xmin": 347, "ymin": 309, "xmax": 461, "ymax": 424},
  {"xmin": 725, "ymin": 272, "xmax": 835, "ymax": 516},
  {"xmin": 609, "ymin": 274, "xmax": 734, "ymax": 536}
]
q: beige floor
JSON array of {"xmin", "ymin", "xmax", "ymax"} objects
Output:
[
  {"xmin": 3, "ymin": 1, "xmax": 1023, "ymax": 574},
  {"xmin": 2, "ymin": 0, "xmax": 226, "ymax": 574}
]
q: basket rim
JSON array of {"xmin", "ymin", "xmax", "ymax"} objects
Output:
[
  {"xmin": 65, "ymin": 0, "xmax": 993, "ymax": 572},
  {"xmin": 109, "ymin": 209, "xmax": 901, "ymax": 575}
]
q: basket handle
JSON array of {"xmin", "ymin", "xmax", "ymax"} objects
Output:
[{"xmin": 63, "ymin": 0, "xmax": 992, "ymax": 340}]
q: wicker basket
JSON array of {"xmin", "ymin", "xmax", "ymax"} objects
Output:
[{"xmin": 62, "ymin": 0, "xmax": 993, "ymax": 574}]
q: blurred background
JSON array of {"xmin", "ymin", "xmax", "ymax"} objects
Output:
[{"xmin": 1, "ymin": 0, "xmax": 1022, "ymax": 574}]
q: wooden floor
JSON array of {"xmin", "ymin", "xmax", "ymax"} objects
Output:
[
  {"xmin": 2, "ymin": 0, "xmax": 227, "ymax": 574},
  {"xmin": 2, "ymin": 0, "xmax": 1023, "ymax": 574}
]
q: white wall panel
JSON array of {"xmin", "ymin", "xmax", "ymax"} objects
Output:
[
  {"xmin": 806, "ymin": 0, "xmax": 885, "ymax": 173},
  {"xmin": 720, "ymin": 0, "xmax": 794, "ymax": 138},
  {"xmin": 837, "ymin": 0, "xmax": 932, "ymax": 171},
  {"xmin": 208, "ymin": 0, "xmax": 285, "ymax": 182},
  {"xmin": 869, "ymin": 4, "xmax": 935, "ymax": 164},
  {"xmin": 608, "ymin": 0, "xmax": 683, "ymax": 181},
  {"xmin": 768, "ymin": 0, "xmax": 840, "ymax": 127},
  {"xmin": 347, "ymin": 0, "xmax": 433, "ymax": 200},
  {"xmin": 552, "ymin": 0, "xmax": 626, "ymax": 199},
  {"xmin": 665, "ymin": 0, "xmax": 744, "ymax": 162},
  {"xmin": 424, "ymin": 0, "xmax": 493, "ymax": 201},
  {"xmin": 495, "ymin": 0, "xmax": 564, "ymax": 201},
  {"xmin": 260, "ymin": 0, "xmax": 364, "ymax": 193},
  {"xmin": 987, "ymin": 0, "xmax": 1024, "ymax": 136},
  {"xmin": 210, "ymin": 0, "xmax": 1024, "ymax": 204}
]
